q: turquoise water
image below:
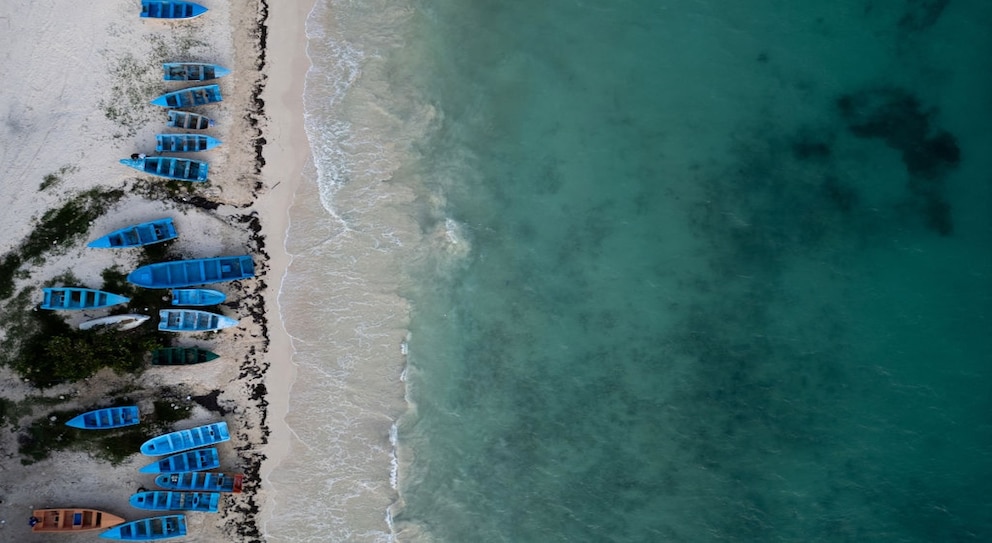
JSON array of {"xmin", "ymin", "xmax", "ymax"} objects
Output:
[
  {"xmin": 391, "ymin": 1, "xmax": 992, "ymax": 541},
  {"xmin": 274, "ymin": 0, "xmax": 992, "ymax": 541}
]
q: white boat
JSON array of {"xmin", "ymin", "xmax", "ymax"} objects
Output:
[{"xmin": 79, "ymin": 314, "xmax": 150, "ymax": 331}]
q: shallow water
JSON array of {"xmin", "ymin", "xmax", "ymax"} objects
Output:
[{"xmin": 270, "ymin": 1, "xmax": 992, "ymax": 541}]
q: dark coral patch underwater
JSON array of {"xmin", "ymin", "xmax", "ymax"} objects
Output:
[{"xmin": 837, "ymin": 87, "xmax": 960, "ymax": 235}]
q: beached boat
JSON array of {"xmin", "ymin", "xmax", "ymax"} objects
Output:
[
  {"xmin": 30, "ymin": 509, "xmax": 125, "ymax": 533},
  {"xmin": 150, "ymin": 84, "xmax": 222, "ymax": 108},
  {"xmin": 151, "ymin": 347, "xmax": 220, "ymax": 366},
  {"xmin": 119, "ymin": 157, "xmax": 208, "ymax": 182},
  {"xmin": 127, "ymin": 255, "xmax": 255, "ymax": 288},
  {"xmin": 139, "ymin": 448, "xmax": 220, "ymax": 474},
  {"xmin": 155, "ymin": 133, "xmax": 221, "ymax": 153},
  {"xmin": 171, "ymin": 288, "xmax": 226, "ymax": 306},
  {"xmin": 141, "ymin": 422, "xmax": 229, "ymax": 456},
  {"xmin": 41, "ymin": 288, "xmax": 130, "ymax": 310},
  {"xmin": 65, "ymin": 406, "xmax": 140, "ymax": 430},
  {"xmin": 88, "ymin": 218, "xmax": 177, "ymax": 248},
  {"xmin": 99, "ymin": 514, "xmax": 187, "ymax": 541},
  {"xmin": 158, "ymin": 309, "xmax": 238, "ymax": 332},
  {"xmin": 79, "ymin": 314, "xmax": 150, "ymax": 331},
  {"xmin": 155, "ymin": 472, "xmax": 243, "ymax": 493},
  {"xmin": 166, "ymin": 110, "xmax": 213, "ymax": 130},
  {"xmin": 141, "ymin": 0, "xmax": 207, "ymax": 19},
  {"xmin": 163, "ymin": 63, "xmax": 230, "ymax": 81},
  {"xmin": 129, "ymin": 491, "xmax": 220, "ymax": 513}
]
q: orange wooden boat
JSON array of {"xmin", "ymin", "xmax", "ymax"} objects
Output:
[{"xmin": 30, "ymin": 508, "xmax": 125, "ymax": 533}]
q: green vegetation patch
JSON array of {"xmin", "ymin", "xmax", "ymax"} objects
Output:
[
  {"xmin": 0, "ymin": 397, "xmax": 14, "ymax": 426},
  {"xmin": 16, "ymin": 391, "xmax": 196, "ymax": 465},
  {"xmin": 0, "ymin": 188, "xmax": 125, "ymax": 299},
  {"xmin": 38, "ymin": 165, "xmax": 78, "ymax": 191},
  {"xmin": 0, "ymin": 267, "xmax": 172, "ymax": 388}
]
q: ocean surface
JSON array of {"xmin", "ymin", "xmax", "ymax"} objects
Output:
[{"xmin": 268, "ymin": 1, "xmax": 992, "ymax": 541}]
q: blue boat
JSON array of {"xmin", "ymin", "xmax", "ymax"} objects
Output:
[
  {"xmin": 141, "ymin": 422, "xmax": 230, "ymax": 456},
  {"xmin": 165, "ymin": 109, "xmax": 214, "ymax": 130},
  {"xmin": 88, "ymin": 218, "xmax": 177, "ymax": 249},
  {"xmin": 65, "ymin": 406, "xmax": 140, "ymax": 430},
  {"xmin": 127, "ymin": 255, "xmax": 255, "ymax": 288},
  {"xmin": 155, "ymin": 134, "xmax": 221, "ymax": 153},
  {"xmin": 41, "ymin": 288, "xmax": 129, "ymax": 310},
  {"xmin": 171, "ymin": 288, "xmax": 225, "ymax": 306},
  {"xmin": 129, "ymin": 491, "xmax": 220, "ymax": 513},
  {"xmin": 158, "ymin": 309, "xmax": 238, "ymax": 332},
  {"xmin": 166, "ymin": 110, "xmax": 213, "ymax": 130},
  {"xmin": 139, "ymin": 448, "xmax": 220, "ymax": 474},
  {"xmin": 150, "ymin": 84, "xmax": 222, "ymax": 108},
  {"xmin": 141, "ymin": 1, "xmax": 207, "ymax": 19},
  {"xmin": 151, "ymin": 347, "xmax": 220, "ymax": 366},
  {"xmin": 163, "ymin": 63, "xmax": 230, "ymax": 81},
  {"xmin": 99, "ymin": 514, "xmax": 187, "ymax": 541},
  {"xmin": 155, "ymin": 472, "xmax": 243, "ymax": 493},
  {"xmin": 119, "ymin": 157, "xmax": 208, "ymax": 182}
]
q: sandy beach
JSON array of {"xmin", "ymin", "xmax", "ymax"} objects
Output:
[{"xmin": 0, "ymin": 0, "xmax": 308, "ymax": 540}]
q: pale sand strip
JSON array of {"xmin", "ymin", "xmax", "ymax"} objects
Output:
[
  {"xmin": 0, "ymin": 0, "xmax": 279, "ymax": 541},
  {"xmin": 256, "ymin": 0, "xmax": 314, "ymax": 535}
]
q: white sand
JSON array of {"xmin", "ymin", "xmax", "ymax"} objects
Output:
[
  {"xmin": 0, "ymin": 0, "xmax": 298, "ymax": 540},
  {"xmin": 254, "ymin": 0, "xmax": 312, "ymax": 537}
]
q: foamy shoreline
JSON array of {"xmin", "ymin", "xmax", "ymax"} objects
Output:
[{"xmin": 256, "ymin": 0, "xmax": 313, "ymax": 536}]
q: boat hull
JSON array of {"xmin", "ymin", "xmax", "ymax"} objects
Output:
[
  {"xmin": 163, "ymin": 63, "xmax": 230, "ymax": 81},
  {"xmin": 139, "ymin": 448, "xmax": 220, "ymax": 474},
  {"xmin": 140, "ymin": 1, "xmax": 207, "ymax": 19},
  {"xmin": 66, "ymin": 406, "xmax": 140, "ymax": 430},
  {"xmin": 158, "ymin": 309, "xmax": 238, "ymax": 332},
  {"xmin": 120, "ymin": 157, "xmax": 208, "ymax": 182},
  {"xmin": 150, "ymin": 84, "xmax": 222, "ymax": 108},
  {"xmin": 79, "ymin": 314, "xmax": 150, "ymax": 331},
  {"xmin": 41, "ymin": 288, "xmax": 130, "ymax": 310},
  {"xmin": 129, "ymin": 491, "xmax": 220, "ymax": 513},
  {"xmin": 171, "ymin": 288, "xmax": 226, "ymax": 306},
  {"xmin": 127, "ymin": 255, "xmax": 255, "ymax": 288},
  {"xmin": 151, "ymin": 347, "xmax": 220, "ymax": 366},
  {"xmin": 166, "ymin": 110, "xmax": 213, "ymax": 130},
  {"xmin": 155, "ymin": 134, "xmax": 221, "ymax": 153},
  {"xmin": 155, "ymin": 472, "xmax": 243, "ymax": 493},
  {"xmin": 31, "ymin": 509, "xmax": 125, "ymax": 533},
  {"xmin": 141, "ymin": 422, "xmax": 230, "ymax": 456},
  {"xmin": 89, "ymin": 218, "xmax": 177, "ymax": 248},
  {"xmin": 99, "ymin": 515, "xmax": 187, "ymax": 541}
]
